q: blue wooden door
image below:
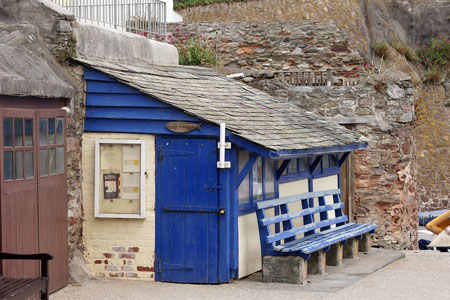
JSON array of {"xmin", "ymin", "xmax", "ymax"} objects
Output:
[{"xmin": 155, "ymin": 137, "xmax": 221, "ymax": 283}]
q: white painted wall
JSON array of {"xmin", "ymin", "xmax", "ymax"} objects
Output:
[
  {"xmin": 313, "ymin": 175, "xmax": 339, "ymax": 221},
  {"xmin": 238, "ymin": 213, "xmax": 262, "ymax": 278},
  {"xmin": 160, "ymin": 0, "xmax": 183, "ymax": 23}
]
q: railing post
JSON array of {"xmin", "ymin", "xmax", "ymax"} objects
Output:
[
  {"xmin": 114, "ymin": 0, "xmax": 117, "ymax": 29},
  {"xmin": 327, "ymin": 69, "xmax": 332, "ymax": 86}
]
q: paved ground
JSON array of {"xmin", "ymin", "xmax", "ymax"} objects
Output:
[{"xmin": 53, "ymin": 250, "xmax": 450, "ymax": 300}]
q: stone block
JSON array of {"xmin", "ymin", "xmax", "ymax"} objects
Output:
[
  {"xmin": 263, "ymin": 256, "xmax": 307, "ymax": 284},
  {"xmin": 326, "ymin": 244, "xmax": 344, "ymax": 266},
  {"xmin": 307, "ymin": 251, "xmax": 326, "ymax": 275},
  {"xmin": 343, "ymin": 238, "xmax": 359, "ymax": 259},
  {"xmin": 359, "ymin": 233, "xmax": 372, "ymax": 253}
]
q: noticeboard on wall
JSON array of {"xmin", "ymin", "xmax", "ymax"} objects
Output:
[{"xmin": 94, "ymin": 139, "xmax": 146, "ymax": 218}]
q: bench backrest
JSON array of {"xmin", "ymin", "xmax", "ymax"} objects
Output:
[{"xmin": 255, "ymin": 189, "xmax": 347, "ymax": 255}]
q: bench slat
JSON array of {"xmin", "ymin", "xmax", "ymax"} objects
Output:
[
  {"xmin": 260, "ymin": 203, "xmax": 344, "ymax": 226},
  {"xmin": 256, "ymin": 189, "xmax": 341, "ymax": 210},
  {"xmin": 273, "ymin": 223, "xmax": 358, "ymax": 251},
  {"xmin": 266, "ymin": 215, "xmax": 348, "ymax": 244}
]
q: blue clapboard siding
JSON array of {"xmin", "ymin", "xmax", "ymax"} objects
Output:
[{"xmin": 84, "ymin": 66, "xmax": 217, "ymax": 136}]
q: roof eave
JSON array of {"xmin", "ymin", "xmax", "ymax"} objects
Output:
[{"xmin": 268, "ymin": 142, "xmax": 367, "ymax": 160}]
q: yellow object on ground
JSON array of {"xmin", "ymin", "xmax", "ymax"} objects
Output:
[{"xmin": 426, "ymin": 210, "xmax": 450, "ymax": 235}]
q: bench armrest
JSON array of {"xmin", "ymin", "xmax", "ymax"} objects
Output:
[{"xmin": 0, "ymin": 252, "xmax": 53, "ymax": 277}]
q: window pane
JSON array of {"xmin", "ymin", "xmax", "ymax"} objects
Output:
[
  {"xmin": 3, "ymin": 118, "xmax": 12, "ymax": 147},
  {"xmin": 281, "ymin": 160, "xmax": 287, "ymax": 175},
  {"xmin": 238, "ymin": 173, "xmax": 250, "ymax": 204},
  {"xmin": 323, "ymin": 155, "xmax": 330, "ymax": 169},
  {"xmin": 265, "ymin": 159, "xmax": 275, "ymax": 199},
  {"xmin": 330, "ymin": 154, "xmax": 338, "ymax": 167},
  {"xmin": 15, "ymin": 151, "xmax": 23, "ymax": 179},
  {"xmin": 252, "ymin": 157, "xmax": 263, "ymax": 201},
  {"xmin": 4, "ymin": 151, "xmax": 13, "ymax": 180},
  {"xmin": 39, "ymin": 118, "xmax": 47, "ymax": 145},
  {"xmin": 288, "ymin": 159, "xmax": 298, "ymax": 174},
  {"xmin": 14, "ymin": 118, "xmax": 23, "ymax": 146},
  {"xmin": 300, "ymin": 158, "xmax": 308, "ymax": 172},
  {"xmin": 26, "ymin": 151, "xmax": 34, "ymax": 179},
  {"xmin": 238, "ymin": 150, "xmax": 249, "ymax": 173},
  {"xmin": 25, "ymin": 119, "xmax": 33, "ymax": 146},
  {"xmin": 56, "ymin": 117, "xmax": 64, "ymax": 145},
  {"xmin": 49, "ymin": 148, "xmax": 56, "ymax": 175},
  {"xmin": 57, "ymin": 146, "xmax": 64, "ymax": 174},
  {"xmin": 40, "ymin": 149, "xmax": 48, "ymax": 176},
  {"xmin": 48, "ymin": 118, "xmax": 55, "ymax": 144}
]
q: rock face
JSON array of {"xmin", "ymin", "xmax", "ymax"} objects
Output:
[
  {"xmin": 168, "ymin": 21, "xmax": 363, "ymax": 72},
  {"xmin": 287, "ymin": 69, "xmax": 417, "ymax": 249}
]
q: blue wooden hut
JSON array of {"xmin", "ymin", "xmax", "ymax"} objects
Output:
[{"xmin": 75, "ymin": 57, "xmax": 367, "ymax": 283}]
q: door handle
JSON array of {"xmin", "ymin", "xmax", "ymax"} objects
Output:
[{"xmin": 219, "ymin": 208, "xmax": 226, "ymax": 215}]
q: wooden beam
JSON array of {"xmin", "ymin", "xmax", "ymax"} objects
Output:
[
  {"xmin": 275, "ymin": 159, "xmax": 291, "ymax": 180},
  {"xmin": 338, "ymin": 152, "xmax": 350, "ymax": 168},
  {"xmin": 309, "ymin": 155, "xmax": 322, "ymax": 174},
  {"xmin": 237, "ymin": 155, "xmax": 257, "ymax": 186}
]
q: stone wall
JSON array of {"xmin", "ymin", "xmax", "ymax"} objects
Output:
[
  {"xmin": 175, "ymin": 0, "xmax": 369, "ymax": 53},
  {"xmin": 287, "ymin": 69, "xmax": 417, "ymax": 249},
  {"xmin": 168, "ymin": 21, "xmax": 364, "ymax": 73},
  {"xmin": 415, "ymin": 82, "xmax": 450, "ymax": 211}
]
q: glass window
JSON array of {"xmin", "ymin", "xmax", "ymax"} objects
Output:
[
  {"xmin": 300, "ymin": 157, "xmax": 308, "ymax": 172},
  {"xmin": 288, "ymin": 159, "xmax": 298, "ymax": 174},
  {"xmin": 14, "ymin": 118, "xmax": 23, "ymax": 147},
  {"xmin": 56, "ymin": 118, "xmax": 64, "ymax": 145},
  {"xmin": 238, "ymin": 173, "xmax": 250, "ymax": 204},
  {"xmin": 265, "ymin": 159, "xmax": 275, "ymax": 199},
  {"xmin": 323, "ymin": 154, "xmax": 330, "ymax": 169},
  {"xmin": 48, "ymin": 118, "xmax": 55, "ymax": 144},
  {"xmin": 330, "ymin": 154, "xmax": 338, "ymax": 167},
  {"xmin": 238, "ymin": 150, "xmax": 249, "ymax": 173},
  {"xmin": 281, "ymin": 160, "xmax": 287, "ymax": 175},
  {"xmin": 40, "ymin": 149, "xmax": 48, "ymax": 176},
  {"xmin": 25, "ymin": 151, "xmax": 34, "ymax": 179},
  {"xmin": 49, "ymin": 148, "xmax": 56, "ymax": 175},
  {"xmin": 57, "ymin": 146, "xmax": 64, "ymax": 174},
  {"xmin": 15, "ymin": 151, "xmax": 24, "ymax": 179},
  {"xmin": 4, "ymin": 151, "xmax": 13, "ymax": 180},
  {"xmin": 39, "ymin": 118, "xmax": 47, "ymax": 146},
  {"xmin": 3, "ymin": 118, "xmax": 12, "ymax": 147},
  {"xmin": 252, "ymin": 157, "xmax": 263, "ymax": 201},
  {"xmin": 25, "ymin": 119, "xmax": 33, "ymax": 146}
]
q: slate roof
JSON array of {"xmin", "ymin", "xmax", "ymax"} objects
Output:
[{"xmin": 75, "ymin": 57, "xmax": 367, "ymax": 153}]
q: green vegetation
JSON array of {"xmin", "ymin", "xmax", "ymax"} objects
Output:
[
  {"xmin": 416, "ymin": 38, "xmax": 450, "ymax": 84},
  {"xmin": 58, "ymin": 34, "xmax": 77, "ymax": 63},
  {"xmin": 371, "ymin": 40, "xmax": 390, "ymax": 58},
  {"xmin": 168, "ymin": 30, "xmax": 218, "ymax": 66},
  {"xmin": 174, "ymin": 0, "xmax": 247, "ymax": 10},
  {"xmin": 391, "ymin": 41, "xmax": 418, "ymax": 61}
]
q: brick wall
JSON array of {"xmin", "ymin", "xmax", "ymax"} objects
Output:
[{"xmin": 82, "ymin": 132, "xmax": 156, "ymax": 280}]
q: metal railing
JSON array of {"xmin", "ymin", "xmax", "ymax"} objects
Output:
[
  {"xmin": 278, "ymin": 70, "xmax": 333, "ymax": 87},
  {"xmin": 52, "ymin": 0, "xmax": 167, "ymax": 41}
]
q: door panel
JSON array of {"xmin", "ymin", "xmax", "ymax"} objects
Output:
[
  {"xmin": 156, "ymin": 137, "xmax": 219, "ymax": 283},
  {"xmin": 0, "ymin": 108, "xmax": 39, "ymax": 280}
]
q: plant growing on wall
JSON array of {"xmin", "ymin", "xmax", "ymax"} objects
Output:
[
  {"xmin": 164, "ymin": 29, "xmax": 218, "ymax": 66},
  {"xmin": 174, "ymin": 0, "xmax": 248, "ymax": 10},
  {"xmin": 416, "ymin": 37, "xmax": 450, "ymax": 84}
]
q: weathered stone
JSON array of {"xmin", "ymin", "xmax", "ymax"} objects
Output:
[
  {"xmin": 343, "ymin": 238, "xmax": 359, "ymax": 259},
  {"xmin": 307, "ymin": 251, "xmax": 326, "ymax": 275},
  {"xmin": 262, "ymin": 256, "xmax": 306, "ymax": 284},
  {"xmin": 387, "ymin": 84, "xmax": 406, "ymax": 100},
  {"xmin": 326, "ymin": 244, "xmax": 344, "ymax": 266},
  {"xmin": 69, "ymin": 249, "xmax": 92, "ymax": 284},
  {"xmin": 359, "ymin": 233, "xmax": 372, "ymax": 253}
]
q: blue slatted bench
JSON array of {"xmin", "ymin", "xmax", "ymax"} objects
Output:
[{"xmin": 256, "ymin": 189, "xmax": 377, "ymax": 284}]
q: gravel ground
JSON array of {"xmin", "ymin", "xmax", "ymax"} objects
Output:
[{"xmin": 53, "ymin": 251, "xmax": 450, "ymax": 300}]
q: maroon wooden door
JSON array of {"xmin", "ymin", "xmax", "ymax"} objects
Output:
[
  {"xmin": 0, "ymin": 108, "xmax": 40, "ymax": 279},
  {"xmin": 0, "ymin": 108, "xmax": 68, "ymax": 293},
  {"xmin": 36, "ymin": 109, "xmax": 68, "ymax": 292}
]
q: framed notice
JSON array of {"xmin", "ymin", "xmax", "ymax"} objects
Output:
[{"xmin": 94, "ymin": 139, "xmax": 146, "ymax": 219}]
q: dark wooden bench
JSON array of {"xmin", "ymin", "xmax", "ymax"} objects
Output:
[
  {"xmin": 0, "ymin": 253, "xmax": 53, "ymax": 300},
  {"xmin": 256, "ymin": 189, "xmax": 377, "ymax": 284}
]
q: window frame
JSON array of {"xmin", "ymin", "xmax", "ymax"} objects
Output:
[
  {"xmin": 94, "ymin": 139, "xmax": 146, "ymax": 219},
  {"xmin": 279, "ymin": 154, "xmax": 340, "ymax": 184},
  {"xmin": 237, "ymin": 150, "xmax": 279, "ymax": 216}
]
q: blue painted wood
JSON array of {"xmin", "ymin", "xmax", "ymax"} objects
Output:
[
  {"xmin": 256, "ymin": 204, "xmax": 272, "ymax": 257},
  {"xmin": 87, "ymin": 80, "xmax": 142, "ymax": 94},
  {"xmin": 156, "ymin": 137, "xmax": 221, "ymax": 283},
  {"xmin": 84, "ymin": 66, "xmax": 117, "ymax": 82},
  {"xmin": 318, "ymin": 196, "xmax": 331, "ymax": 231},
  {"xmin": 87, "ymin": 93, "xmax": 171, "ymax": 108},
  {"xmin": 268, "ymin": 142, "xmax": 367, "ymax": 159},
  {"xmin": 86, "ymin": 107, "xmax": 199, "ymax": 121},
  {"xmin": 275, "ymin": 160, "xmax": 290, "ymax": 180},
  {"xmin": 280, "ymin": 204, "xmax": 294, "ymax": 243},
  {"xmin": 266, "ymin": 216, "xmax": 349, "ymax": 244},
  {"xmin": 309, "ymin": 155, "xmax": 322, "ymax": 174},
  {"xmin": 260, "ymin": 203, "xmax": 344, "ymax": 226},
  {"xmin": 256, "ymin": 189, "xmax": 341, "ymax": 209},
  {"xmin": 230, "ymin": 147, "xmax": 239, "ymax": 279},
  {"xmin": 237, "ymin": 155, "xmax": 257, "ymax": 187},
  {"xmin": 333, "ymin": 194, "xmax": 346, "ymax": 227}
]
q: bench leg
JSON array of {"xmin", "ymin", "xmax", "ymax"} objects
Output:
[
  {"xmin": 359, "ymin": 233, "xmax": 372, "ymax": 253},
  {"xmin": 326, "ymin": 244, "xmax": 344, "ymax": 266},
  {"xmin": 263, "ymin": 256, "xmax": 307, "ymax": 284},
  {"xmin": 344, "ymin": 238, "xmax": 359, "ymax": 259},
  {"xmin": 307, "ymin": 251, "xmax": 326, "ymax": 275}
]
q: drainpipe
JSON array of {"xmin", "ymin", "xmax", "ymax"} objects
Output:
[{"xmin": 217, "ymin": 123, "xmax": 231, "ymax": 169}]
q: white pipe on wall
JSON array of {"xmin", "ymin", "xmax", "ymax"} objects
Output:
[{"xmin": 217, "ymin": 123, "xmax": 230, "ymax": 169}]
